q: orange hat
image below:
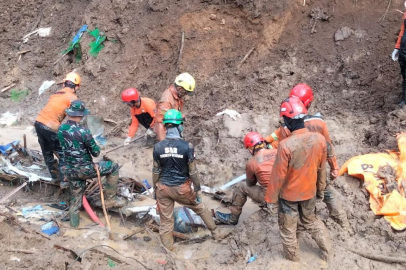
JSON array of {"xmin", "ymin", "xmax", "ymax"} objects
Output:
[{"xmin": 63, "ymin": 72, "xmax": 81, "ymax": 86}]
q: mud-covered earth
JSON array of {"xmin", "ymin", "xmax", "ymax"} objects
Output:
[{"xmin": 2, "ymin": 0, "xmax": 406, "ymax": 269}]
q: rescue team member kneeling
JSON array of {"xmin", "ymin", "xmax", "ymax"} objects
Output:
[
  {"xmin": 152, "ymin": 109, "xmax": 223, "ymax": 251},
  {"xmin": 58, "ymin": 101, "xmax": 126, "ymax": 228}
]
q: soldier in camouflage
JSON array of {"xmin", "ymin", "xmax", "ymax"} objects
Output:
[{"xmin": 58, "ymin": 100, "xmax": 126, "ymax": 227}]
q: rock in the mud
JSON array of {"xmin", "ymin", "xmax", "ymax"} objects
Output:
[
  {"xmin": 335, "ymin": 27, "xmax": 353, "ymax": 41},
  {"xmin": 209, "ymin": 14, "xmax": 217, "ymax": 20},
  {"xmin": 309, "ymin": 7, "xmax": 331, "ymax": 21}
]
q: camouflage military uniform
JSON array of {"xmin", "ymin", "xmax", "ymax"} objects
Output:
[{"xmin": 58, "ymin": 120, "xmax": 119, "ymax": 227}]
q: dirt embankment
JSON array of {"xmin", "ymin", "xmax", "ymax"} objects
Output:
[{"xmin": 2, "ymin": 0, "xmax": 406, "ymax": 269}]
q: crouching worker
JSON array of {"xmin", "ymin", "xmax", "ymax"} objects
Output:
[
  {"xmin": 58, "ymin": 100, "xmax": 126, "ymax": 227},
  {"xmin": 215, "ymin": 132, "xmax": 277, "ymax": 225},
  {"xmin": 153, "ymin": 109, "xmax": 223, "ymax": 251}
]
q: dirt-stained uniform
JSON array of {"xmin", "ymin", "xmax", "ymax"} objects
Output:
[
  {"xmin": 265, "ymin": 113, "xmax": 349, "ymax": 228},
  {"xmin": 395, "ymin": 11, "xmax": 406, "ymax": 104},
  {"xmin": 153, "ymin": 133, "xmax": 217, "ymax": 249},
  {"xmin": 265, "ymin": 128, "xmax": 331, "ymax": 261},
  {"xmin": 155, "ymin": 85, "xmax": 184, "ymax": 141},
  {"xmin": 127, "ymin": 97, "xmax": 156, "ymax": 138},
  {"xmin": 35, "ymin": 87, "xmax": 77, "ymax": 180},
  {"xmin": 58, "ymin": 120, "xmax": 119, "ymax": 227},
  {"xmin": 223, "ymin": 148, "xmax": 277, "ymax": 224}
]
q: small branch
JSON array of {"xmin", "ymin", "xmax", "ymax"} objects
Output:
[
  {"xmin": 1, "ymin": 83, "xmax": 17, "ymax": 93},
  {"xmin": 345, "ymin": 246, "xmax": 406, "ymax": 264},
  {"xmin": 176, "ymin": 31, "xmax": 185, "ymax": 74},
  {"xmin": 6, "ymin": 249, "xmax": 37, "ymax": 254},
  {"xmin": 17, "ymin": 50, "xmax": 31, "ymax": 55},
  {"xmin": 238, "ymin": 47, "xmax": 255, "ymax": 68},
  {"xmin": 378, "ymin": 0, "xmax": 392, "ymax": 22}
]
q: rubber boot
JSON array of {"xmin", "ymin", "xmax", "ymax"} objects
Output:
[
  {"xmin": 283, "ymin": 244, "xmax": 300, "ymax": 262},
  {"xmin": 104, "ymin": 172, "xmax": 127, "ymax": 208},
  {"xmin": 214, "ymin": 211, "xmax": 239, "ymax": 225},
  {"xmin": 323, "ymin": 186, "xmax": 351, "ymax": 231},
  {"xmin": 69, "ymin": 210, "xmax": 80, "ymax": 228},
  {"xmin": 48, "ymin": 161, "xmax": 62, "ymax": 182},
  {"xmin": 309, "ymin": 226, "xmax": 331, "ymax": 262},
  {"xmin": 160, "ymin": 232, "xmax": 175, "ymax": 251}
]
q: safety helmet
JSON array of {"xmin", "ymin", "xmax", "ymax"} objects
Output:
[
  {"xmin": 244, "ymin": 132, "xmax": 265, "ymax": 149},
  {"xmin": 289, "ymin": 83, "xmax": 314, "ymax": 108},
  {"xmin": 63, "ymin": 72, "xmax": 81, "ymax": 86},
  {"xmin": 163, "ymin": 109, "xmax": 184, "ymax": 125},
  {"xmin": 121, "ymin": 88, "xmax": 140, "ymax": 103},
  {"xmin": 174, "ymin": 73, "xmax": 195, "ymax": 93},
  {"xmin": 280, "ymin": 97, "xmax": 308, "ymax": 119}
]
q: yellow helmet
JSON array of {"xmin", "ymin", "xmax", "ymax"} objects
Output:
[{"xmin": 174, "ymin": 73, "xmax": 195, "ymax": 93}]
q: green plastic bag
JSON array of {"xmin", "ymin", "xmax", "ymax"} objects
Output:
[{"xmin": 87, "ymin": 28, "xmax": 106, "ymax": 57}]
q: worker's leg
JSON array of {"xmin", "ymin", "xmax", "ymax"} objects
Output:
[
  {"xmin": 156, "ymin": 183, "xmax": 176, "ymax": 250},
  {"xmin": 399, "ymin": 53, "xmax": 406, "ymax": 107},
  {"xmin": 34, "ymin": 122, "xmax": 60, "ymax": 181},
  {"xmin": 96, "ymin": 161, "xmax": 126, "ymax": 208},
  {"xmin": 299, "ymin": 196, "xmax": 331, "ymax": 261},
  {"xmin": 278, "ymin": 198, "xmax": 300, "ymax": 261},
  {"xmin": 216, "ymin": 182, "xmax": 264, "ymax": 225},
  {"xmin": 323, "ymin": 184, "xmax": 350, "ymax": 230},
  {"xmin": 68, "ymin": 179, "xmax": 87, "ymax": 228}
]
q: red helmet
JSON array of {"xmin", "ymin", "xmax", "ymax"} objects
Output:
[
  {"xmin": 289, "ymin": 83, "xmax": 314, "ymax": 108},
  {"xmin": 244, "ymin": 132, "xmax": 265, "ymax": 149},
  {"xmin": 280, "ymin": 97, "xmax": 308, "ymax": 119},
  {"xmin": 121, "ymin": 88, "xmax": 140, "ymax": 102}
]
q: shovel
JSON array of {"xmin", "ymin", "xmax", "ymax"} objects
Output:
[{"xmin": 104, "ymin": 134, "xmax": 146, "ymax": 154}]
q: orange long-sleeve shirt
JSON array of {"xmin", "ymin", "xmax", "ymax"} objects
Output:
[
  {"xmin": 36, "ymin": 87, "xmax": 77, "ymax": 131},
  {"xmin": 265, "ymin": 114, "xmax": 339, "ymax": 170},
  {"xmin": 245, "ymin": 148, "xmax": 277, "ymax": 188},
  {"xmin": 156, "ymin": 85, "xmax": 184, "ymax": 123},
  {"xmin": 395, "ymin": 12, "xmax": 406, "ymax": 49},
  {"xmin": 127, "ymin": 97, "xmax": 156, "ymax": 138},
  {"xmin": 264, "ymin": 128, "xmax": 327, "ymax": 203}
]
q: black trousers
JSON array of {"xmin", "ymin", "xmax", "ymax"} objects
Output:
[
  {"xmin": 34, "ymin": 121, "xmax": 62, "ymax": 180},
  {"xmin": 399, "ymin": 52, "xmax": 406, "ymax": 102}
]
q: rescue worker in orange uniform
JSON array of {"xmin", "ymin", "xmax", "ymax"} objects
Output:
[
  {"xmin": 265, "ymin": 97, "xmax": 331, "ymax": 262},
  {"xmin": 392, "ymin": 3, "xmax": 406, "ymax": 107},
  {"xmin": 215, "ymin": 132, "xmax": 277, "ymax": 225},
  {"xmin": 35, "ymin": 72, "xmax": 80, "ymax": 184},
  {"xmin": 121, "ymin": 88, "xmax": 156, "ymax": 145},
  {"xmin": 265, "ymin": 84, "xmax": 350, "ymax": 230},
  {"xmin": 155, "ymin": 73, "xmax": 195, "ymax": 141}
]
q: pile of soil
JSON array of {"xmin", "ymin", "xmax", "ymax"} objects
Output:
[{"xmin": 2, "ymin": 0, "xmax": 406, "ymax": 268}]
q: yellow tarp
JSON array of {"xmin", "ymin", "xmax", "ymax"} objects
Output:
[{"xmin": 339, "ymin": 133, "xmax": 406, "ymax": 230}]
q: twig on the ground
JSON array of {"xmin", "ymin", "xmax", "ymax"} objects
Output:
[
  {"xmin": 145, "ymin": 226, "xmax": 177, "ymax": 268},
  {"xmin": 176, "ymin": 31, "xmax": 185, "ymax": 74},
  {"xmin": 52, "ymin": 213, "xmax": 61, "ymax": 228},
  {"xmin": 123, "ymin": 228, "xmax": 146, "ymax": 240},
  {"xmin": 311, "ymin": 20, "xmax": 318, "ymax": 34},
  {"xmin": 303, "ymin": 0, "xmax": 306, "ymax": 6},
  {"xmin": 345, "ymin": 246, "xmax": 406, "ymax": 264},
  {"xmin": 378, "ymin": 0, "xmax": 392, "ymax": 22},
  {"xmin": 238, "ymin": 47, "xmax": 255, "ymax": 68},
  {"xmin": 6, "ymin": 249, "xmax": 37, "ymax": 254},
  {"xmin": 1, "ymin": 83, "xmax": 16, "ymax": 93}
]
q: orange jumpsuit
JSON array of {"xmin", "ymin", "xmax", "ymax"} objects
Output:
[
  {"xmin": 265, "ymin": 114, "xmax": 339, "ymax": 173},
  {"xmin": 127, "ymin": 97, "xmax": 156, "ymax": 138},
  {"xmin": 395, "ymin": 12, "xmax": 406, "ymax": 50},
  {"xmin": 36, "ymin": 87, "xmax": 78, "ymax": 131},
  {"xmin": 155, "ymin": 85, "xmax": 184, "ymax": 141},
  {"xmin": 264, "ymin": 128, "xmax": 330, "ymax": 261}
]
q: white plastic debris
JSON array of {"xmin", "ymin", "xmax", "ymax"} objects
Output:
[
  {"xmin": 0, "ymin": 112, "xmax": 19, "ymax": 126},
  {"xmin": 38, "ymin": 80, "xmax": 55, "ymax": 96},
  {"xmin": 1, "ymin": 157, "xmax": 52, "ymax": 182},
  {"xmin": 216, "ymin": 109, "xmax": 241, "ymax": 120},
  {"xmin": 22, "ymin": 27, "xmax": 52, "ymax": 43}
]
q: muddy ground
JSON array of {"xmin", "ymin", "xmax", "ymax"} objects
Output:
[{"xmin": 2, "ymin": 0, "xmax": 406, "ymax": 269}]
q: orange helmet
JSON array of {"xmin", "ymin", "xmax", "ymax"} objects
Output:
[
  {"xmin": 63, "ymin": 72, "xmax": 81, "ymax": 86},
  {"xmin": 121, "ymin": 88, "xmax": 140, "ymax": 102},
  {"xmin": 289, "ymin": 83, "xmax": 314, "ymax": 108},
  {"xmin": 280, "ymin": 97, "xmax": 307, "ymax": 119}
]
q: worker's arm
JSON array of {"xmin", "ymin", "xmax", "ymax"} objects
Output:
[
  {"xmin": 84, "ymin": 129, "xmax": 101, "ymax": 157},
  {"xmin": 187, "ymin": 143, "xmax": 201, "ymax": 192},
  {"xmin": 321, "ymin": 122, "xmax": 340, "ymax": 177},
  {"xmin": 245, "ymin": 160, "xmax": 258, "ymax": 187},
  {"xmin": 156, "ymin": 101, "xmax": 172, "ymax": 123},
  {"xmin": 396, "ymin": 13, "xmax": 406, "ymax": 49},
  {"xmin": 265, "ymin": 128, "xmax": 282, "ymax": 144},
  {"xmin": 317, "ymin": 140, "xmax": 328, "ymax": 193},
  {"xmin": 146, "ymin": 98, "xmax": 157, "ymax": 128},
  {"xmin": 264, "ymin": 144, "xmax": 289, "ymax": 203},
  {"xmin": 152, "ymin": 147, "xmax": 161, "ymax": 190},
  {"xmin": 127, "ymin": 108, "xmax": 140, "ymax": 138}
]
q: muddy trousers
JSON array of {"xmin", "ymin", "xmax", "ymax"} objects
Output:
[
  {"xmin": 399, "ymin": 53, "xmax": 406, "ymax": 103},
  {"xmin": 323, "ymin": 184, "xmax": 349, "ymax": 228},
  {"xmin": 229, "ymin": 182, "xmax": 265, "ymax": 219},
  {"xmin": 67, "ymin": 161, "xmax": 119, "ymax": 228},
  {"xmin": 34, "ymin": 121, "xmax": 63, "ymax": 181},
  {"xmin": 156, "ymin": 181, "xmax": 217, "ymax": 250},
  {"xmin": 278, "ymin": 197, "xmax": 331, "ymax": 261}
]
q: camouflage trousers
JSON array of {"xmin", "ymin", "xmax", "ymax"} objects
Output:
[{"xmin": 66, "ymin": 161, "xmax": 119, "ymax": 227}]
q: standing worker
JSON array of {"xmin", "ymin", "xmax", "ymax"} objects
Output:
[
  {"xmin": 155, "ymin": 73, "xmax": 195, "ymax": 141},
  {"xmin": 121, "ymin": 88, "xmax": 156, "ymax": 145},
  {"xmin": 152, "ymin": 109, "xmax": 222, "ymax": 251},
  {"xmin": 265, "ymin": 84, "xmax": 350, "ymax": 230},
  {"xmin": 58, "ymin": 100, "xmax": 126, "ymax": 228},
  {"xmin": 35, "ymin": 72, "xmax": 80, "ymax": 185},
  {"xmin": 265, "ymin": 97, "xmax": 331, "ymax": 262},
  {"xmin": 392, "ymin": 3, "xmax": 406, "ymax": 107},
  {"xmin": 215, "ymin": 132, "xmax": 277, "ymax": 225}
]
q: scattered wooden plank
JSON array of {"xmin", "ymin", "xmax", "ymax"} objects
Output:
[
  {"xmin": 238, "ymin": 47, "xmax": 255, "ymax": 68},
  {"xmin": 0, "ymin": 182, "xmax": 27, "ymax": 204},
  {"xmin": 6, "ymin": 249, "xmax": 37, "ymax": 254}
]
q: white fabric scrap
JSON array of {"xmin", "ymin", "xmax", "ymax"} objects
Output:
[
  {"xmin": 0, "ymin": 112, "xmax": 18, "ymax": 126},
  {"xmin": 22, "ymin": 27, "xmax": 52, "ymax": 43},
  {"xmin": 216, "ymin": 109, "xmax": 241, "ymax": 120},
  {"xmin": 38, "ymin": 80, "xmax": 55, "ymax": 96}
]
